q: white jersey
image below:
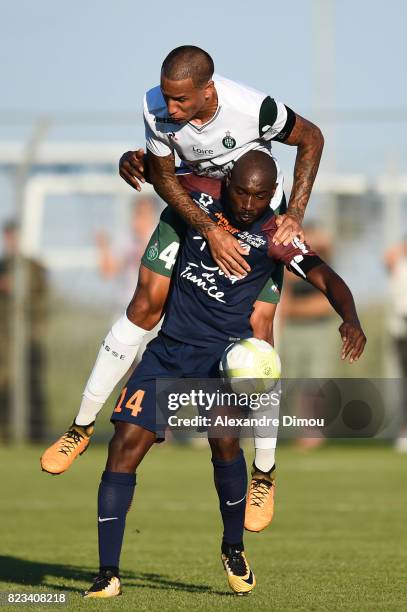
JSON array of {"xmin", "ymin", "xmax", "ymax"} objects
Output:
[{"xmin": 143, "ymin": 74, "xmax": 295, "ymax": 210}]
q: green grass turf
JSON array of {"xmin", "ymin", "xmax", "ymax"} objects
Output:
[{"xmin": 0, "ymin": 443, "xmax": 406, "ymax": 611}]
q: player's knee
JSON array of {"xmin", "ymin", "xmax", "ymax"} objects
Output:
[
  {"xmin": 106, "ymin": 423, "xmax": 151, "ymax": 472},
  {"xmin": 107, "ymin": 431, "xmax": 136, "ymax": 472},
  {"xmin": 209, "ymin": 437, "xmax": 240, "ymax": 462}
]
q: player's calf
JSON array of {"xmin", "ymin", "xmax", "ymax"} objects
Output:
[
  {"xmin": 211, "ymin": 447, "xmax": 247, "ymax": 545},
  {"xmin": 209, "ymin": 444, "xmax": 255, "ymax": 593},
  {"xmin": 208, "ymin": 436, "xmax": 240, "ymax": 462},
  {"xmin": 90, "ymin": 423, "xmax": 154, "ymax": 595}
]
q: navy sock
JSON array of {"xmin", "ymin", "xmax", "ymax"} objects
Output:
[
  {"xmin": 98, "ymin": 470, "xmax": 136, "ymax": 573},
  {"xmin": 212, "ymin": 449, "xmax": 247, "ymax": 547}
]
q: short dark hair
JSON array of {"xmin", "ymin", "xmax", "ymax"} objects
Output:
[{"xmin": 161, "ymin": 45, "xmax": 214, "ymax": 87}]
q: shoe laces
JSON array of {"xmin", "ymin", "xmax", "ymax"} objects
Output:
[
  {"xmin": 58, "ymin": 428, "xmax": 84, "ymax": 456},
  {"xmin": 249, "ymin": 477, "xmax": 273, "ymax": 507},
  {"xmin": 224, "ymin": 551, "xmax": 247, "ymax": 577}
]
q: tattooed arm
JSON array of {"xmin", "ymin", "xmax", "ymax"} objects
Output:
[
  {"xmin": 285, "ymin": 115, "xmax": 324, "ymax": 222},
  {"xmin": 147, "ymin": 151, "xmax": 250, "ymax": 277},
  {"xmin": 273, "ymin": 114, "xmax": 324, "ymax": 246}
]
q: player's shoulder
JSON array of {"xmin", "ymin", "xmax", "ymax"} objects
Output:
[
  {"xmin": 215, "ymin": 74, "xmax": 267, "ymax": 113},
  {"xmin": 144, "ymin": 85, "xmax": 168, "ymax": 120},
  {"xmin": 177, "ymin": 173, "xmax": 222, "ymax": 201}
]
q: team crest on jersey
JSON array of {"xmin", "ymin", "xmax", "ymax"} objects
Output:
[
  {"xmin": 222, "ymin": 131, "xmax": 236, "ymax": 149},
  {"xmin": 146, "ymin": 243, "xmax": 159, "ymax": 261},
  {"xmin": 198, "ymin": 193, "xmax": 214, "ymax": 207}
]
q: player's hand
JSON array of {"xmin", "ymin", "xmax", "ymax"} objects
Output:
[
  {"xmin": 273, "ymin": 214, "xmax": 304, "ymax": 246},
  {"xmin": 119, "ymin": 149, "xmax": 146, "ymax": 192},
  {"xmin": 339, "ymin": 321, "xmax": 366, "ymax": 363},
  {"xmin": 206, "ymin": 227, "xmax": 251, "ymax": 278}
]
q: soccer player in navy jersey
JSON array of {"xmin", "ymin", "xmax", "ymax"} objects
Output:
[
  {"xmin": 42, "ymin": 45, "xmax": 324, "ymax": 533},
  {"xmin": 83, "ymin": 151, "xmax": 366, "ymax": 598}
]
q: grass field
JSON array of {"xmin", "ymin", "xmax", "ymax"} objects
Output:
[{"xmin": 0, "ymin": 443, "xmax": 406, "ymax": 611}]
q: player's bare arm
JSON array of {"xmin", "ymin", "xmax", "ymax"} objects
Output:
[
  {"xmin": 147, "ymin": 150, "xmax": 251, "ymax": 278},
  {"xmin": 273, "ymin": 114, "xmax": 324, "ymax": 246},
  {"xmin": 119, "ymin": 150, "xmax": 218, "ymax": 239},
  {"xmin": 305, "ymin": 263, "xmax": 366, "ymax": 363}
]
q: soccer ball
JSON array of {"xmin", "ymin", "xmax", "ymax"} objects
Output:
[{"xmin": 219, "ymin": 337, "xmax": 281, "ymax": 394}]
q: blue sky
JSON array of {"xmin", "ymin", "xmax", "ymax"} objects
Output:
[
  {"xmin": 0, "ymin": 0, "xmax": 405, "ymax": 305},
  {"xmin": 1, "ymin": 0, "xmax": 406, "ymax": 175}
]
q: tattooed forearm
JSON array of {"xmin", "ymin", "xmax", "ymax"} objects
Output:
[
  {"xmin": 284, "ymin": 114, "xmax": 324, "ymax": 223},
  {"xmin": 148, "ymin": 152, "xmax": 216, "ymax": 237}
]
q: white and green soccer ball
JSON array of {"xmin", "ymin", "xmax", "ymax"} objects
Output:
[{"xmin": 219, "ymin": 337, "xmax": 281, "ymax": 394}]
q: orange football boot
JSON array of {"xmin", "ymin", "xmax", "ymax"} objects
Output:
[
  {"xmin": 40, "ymin": 422, "xmax": 94, "ymax": 475},
  {"xmin": 244, "ymin": 464, "xmax": 276, "ymax": 532}
]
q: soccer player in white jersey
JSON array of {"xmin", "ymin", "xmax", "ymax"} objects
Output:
[{"xmin": 41, "ymin": 46, "xmax": 324, "ymax": 533}]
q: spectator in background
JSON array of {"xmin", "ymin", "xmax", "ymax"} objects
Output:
[
  {"xmin": 385, "ymin": 237, "xmax": 407, "ymax": 452},
  {"xmin": 95, "ymin": 195, "xmax": 159, "ymax": 358},
  {"xmin": 95, "ymin": 196, "xmax": 158, "ymax": 306},
  {"xmin": 0, "ymin": 220, "xmax": 48, "ymax": 442},
  {"xmin": 279, "ymin": 223, "xmax": 335, "ymax": 448}
]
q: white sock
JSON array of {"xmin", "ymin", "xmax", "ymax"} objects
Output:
[
  {"xmin": 74, "ymin": 314, "xmax": 148, "ymax": 426},
  {"xmin": 254, "ymin": 445, "xmax": 276, "ymax": 472},
  {"xmin": 252, "ymin": 380, "xmax": 280, "ymax": 472}
]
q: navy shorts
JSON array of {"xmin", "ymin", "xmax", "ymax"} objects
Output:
[{"xmin": 111, "ymin": 332, "xmax": 228, "ymax": 437}]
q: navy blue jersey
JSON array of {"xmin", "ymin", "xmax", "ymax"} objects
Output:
[{"xmin": 162, "ymin": 175, "xmax": 322, "ymax": 347}]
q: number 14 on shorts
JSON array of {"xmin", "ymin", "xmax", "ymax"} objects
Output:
[{"xmin": 114, "ymin": 388, "xmax": 145, "ymax": 416}]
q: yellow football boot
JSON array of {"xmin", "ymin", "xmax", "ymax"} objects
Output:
[
  {"xmin": 221, "ymin": 544, "xmax": 256, "ymax": 595},
  {"xmin": 244, "ymin": 464, "xmax": 276, "ymax": 532},
  {"xmin": 40, "ymin": 422, "xmax": 94, "ymax": 475},
  {"xmin": 83, "ymin": 571, "xmax": 122, "ymax": 598}
]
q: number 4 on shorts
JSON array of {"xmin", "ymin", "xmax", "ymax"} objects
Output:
[{"xmin": 114, "ymin": 388, "xmax": 145, "ymax": 416}]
